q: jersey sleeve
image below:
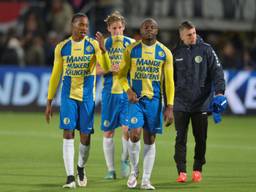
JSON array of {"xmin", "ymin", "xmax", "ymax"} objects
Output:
[
  {"xmin": 104, "ymin": 38, "xmax": 108, "ymax": 49},
  {"xmin": 47, "ymin": 43, "xmax": 63, "ymax": 100},
  {"xmin": 207, "ymin": 46, "xmax": 225, "ymax": 95},
  {"xmin": 163, "ymin": 47, "xmax": 175, "ymax": 105},
  {"xmin": 95, "ymin": 41, "xmax": 111, "ymax": 72},
  {"xmin": 130, "ymin": 38, "xmax": 136, "ymax": 44},
  {"xmin": 118, "ymin": 46, "xmax": 131, "ymax": 92}
]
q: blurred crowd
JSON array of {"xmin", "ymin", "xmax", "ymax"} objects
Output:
[
  {"xmin": 0, "ymin": 0, "xmax": 256, "ymax": 70},
  {"xmin": 204, "ymin": 31, "xmax": 256, "ymax": 70},
  {"xmin": 158, "ymin": 30, "xmax": 256, "ymax": 70}
]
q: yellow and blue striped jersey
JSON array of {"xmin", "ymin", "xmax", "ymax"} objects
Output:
[
  {"xmin": 118, "ymin": 40, "xmax": 175, "ymax": 105},
  {"xmin": 47, "ymin": 36, "xmax": 110, "ymax": 101},
  {"xmin": 103, "ymin": 35, "xmax": 135, "ymax": 94}
]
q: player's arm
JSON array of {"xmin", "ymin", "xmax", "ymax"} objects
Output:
[
  {"xmin": 95, "ymin": 36, "xmax": 119, "ymax": 75},
  {"xmin": 96, "ymin": 62, "xmax": 119, "ymax": 75},
  {"xmin": 118, "ymin": 47, "xmax": 131, "ymax": 92},
  {"xmin": 95, "ymin": 32, "xmax": 111, "ymax": 72},
  {"xmin": 96, "ymin": 49, "xmax": 111, "ymax": 72},
  {"xmin": 130, "ymin": 38, "xmax": 136, "ymax": 44},
  {"xmin": 96, "ymin": 63, "xmax": 106, "ymax": 75},
  {"xmin": 45, "ymin": 44, "xmax": 63, "ymax": 123},
  {"xmin": 118, "ymin": 46, "xmax": 138, "ymax": 103},
  {"xmin": 163, "ymin": 48, "xmax": 175, "ymax": 126},
  {"xmin": 207, "ymin": 46, "xmax": 225, "ymax": 95},
  {"xmin": 95, "ymin": 35, "xmax": 108, "ymax": 75},
  {"xmin": 164, "ymin": 48, "xmax": 175, "ymax": 105}
]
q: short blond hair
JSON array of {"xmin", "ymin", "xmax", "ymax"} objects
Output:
[{"xmin": 104, "ymin": 11, "xmax": 126, "ymax": 27}]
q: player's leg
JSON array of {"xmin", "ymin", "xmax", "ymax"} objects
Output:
[
  {"xmin": 126, "ymin": 101, "xmax": 143, "ymax": 188},
  {"xmin": 141, "ymin": 129, "xmax": 156, "ymax": 190},
  {"xmin": 121, "ymin": 126, "xmax": 129, "ymax": 161},
  {"xmin": 60, "ymin": 98, "xmax": 78, "ymax": 188},
  {"xmin": 120, "ymin": 93, "xmax": 130, "ymax": 178},
  {"xmin": 62, "ymin": 130, "xmax": 76, "ymax": 188},
  {"xmin": 101, "ymin": 93, "xmax": 121, "ymax": 179},
  {"xmin": 76, "ymin": 100, "xmax": 95, "ymax": 187},
  {"xmin": 120, "ymin": 125, "xmax": 130, "ymax": 178},
  {"xmin": 77, "ymin": 133, "xmax": 91, "ymax": 187},
  {"xmin": 191, "ymin": 112, "xmax": 208, "ymax": 182},
  {"xmin": 173, "ymin": 111, "xmax": 190, "ymax": 182},
  {"xmin": 140, "ymin": 97, "xmax": 161, "ymax": 190},
  {"xmin": 127, "ymin": 127, "xmax": 141, "ymax": 188},
  {"xmin": 103, "ymin": 130, "xmax": 116, "ymax": 179}
]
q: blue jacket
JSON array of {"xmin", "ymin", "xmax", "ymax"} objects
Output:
[{"xmin": 173, "ymin": 36, "xmax": 225, "ymax": 112}]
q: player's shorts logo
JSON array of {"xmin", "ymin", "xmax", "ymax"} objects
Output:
[
  {"xmin": 104, "ymin": 120, "xmax": 110, "ymax": 127},
  {"xmin": 195, "ymin": 56, "xmax": 203, "ymax": 63},
  {"xmin": 63, "ymin": 117, "xmax": 70, "ymax": 125},
  {"xmin": 131, "ymin": 117, "xmax": 138, "ymax": 124},
  {"xmin": 86, "ymin": 45, "xmax": 93, "ymax": 52},
  {"xmin": 158, "ymin": 51, "xmax": 165, "ymax": 57}
]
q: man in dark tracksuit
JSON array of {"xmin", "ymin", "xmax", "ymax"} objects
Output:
[{"xmin": 172, "ymin": 21, "xmax": 225, "ymax": 183}]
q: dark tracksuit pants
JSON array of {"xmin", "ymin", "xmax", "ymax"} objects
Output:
[{"xmin": 174, "ymin": 111, "xmax": 208, "ymax": 173}]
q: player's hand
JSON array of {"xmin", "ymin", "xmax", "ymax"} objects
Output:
[
  {"xmin": 164, "ymin": 105, "xmax": 174, "ymax": 127},
  {"xmin": 111, "ymin": 64, "xmax": 119, "ymax": 73},
  {"xmin": 95, "ymin": 31, "xmax": 106, "ymax": 52},
  {"xmin": 96, "ymin": 63, "xmax": 106, "ymax": 75},
  {"xmin": 127, "ymin": 88, "xmax": 139, "ymax": 103},
  {"xmin": 45, "ymin": 100, "xmax": 53, "ymax": 124}
]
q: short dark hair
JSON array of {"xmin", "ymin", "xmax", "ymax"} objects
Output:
[
  {"xmin": 140, "ymin": 18, "xmax": 158, "ymax": 28},
  {"xmin": 179, "ymin": 20, "xmax": 195, "ymax": 32},
  {"xmin": 71, "ymin": 12, "xmax": 87, "ymax": 23}
]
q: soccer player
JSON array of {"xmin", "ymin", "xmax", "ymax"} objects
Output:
[
  {"xmin": 45, "ymin": 13, "xmax": 110, "ymax": 188},
  {"xmin": 118, "ymin": 18, "xmax": 175, "ymax": 190},
  {"xmin": 96, "ymin": 11, "xmax": 136, "ymax": 179},
  {"xmin": 172, "ymin": 21, "xmax": 225, "ymax": 183}
]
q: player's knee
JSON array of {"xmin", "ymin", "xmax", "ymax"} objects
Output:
[
  {"xmin": 63, "ymin": 130, "xmax": 74, "ymax": 139},
  {"xmin": 80, "ymin": 133, "xmax": 91, "ymax": 145},
  {"xmin": 129, "ymin": 128, "xmax": 141, "ymax": 142},
  {"xmin": 130, "ymin": 134, "xmax": 140, "ymax": 142},
  {"xmin": 122, "ymin": 130, "xmax": 129, "ymax": 140},
  {"xmin": 104, "ymin": 130, "xmax": 114, "ymax": 138},
  {"xmin": 123, "ymin": 133, "xmax": 129, "ymax": 140}
]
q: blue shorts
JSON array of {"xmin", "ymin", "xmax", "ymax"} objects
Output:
[
  {"xmin": 101, "ymin": 92, "xmax": 128, "ymax": 131},
  {"xmin": 128, "ymin": 96, "xmax": 163, "ymax": 134},
  {"xmin": 60, "ymin": 97, "xmax": 95, "ymax": 134}
]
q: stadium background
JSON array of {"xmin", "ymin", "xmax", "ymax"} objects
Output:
[{"xmin": 0, "ymin": 0, "xmax": 255, "ymax": 192}]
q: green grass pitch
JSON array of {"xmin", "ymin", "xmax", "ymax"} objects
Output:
[{"xmin": 0, "ymin": 112, "xmax": 255, "ymax": 192}]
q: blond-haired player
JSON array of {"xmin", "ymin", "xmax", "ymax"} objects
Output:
[{"xmin": 96, "ymin": 11, "xmax": 136, "ymax": 179}]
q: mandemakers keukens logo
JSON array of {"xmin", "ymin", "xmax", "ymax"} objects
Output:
[{"xmin": 195, "ymin": 56, "xmax": 203, "ymax": 63}]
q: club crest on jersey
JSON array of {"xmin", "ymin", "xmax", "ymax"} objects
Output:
[
  {"xmin": 158, "ymin": 51, "xmax": 165, "ymax": 57},
  {"xmin": 195, "ymin": 56, "xmax": 203, "ymax": 63},
  {"xmin": 63, "ymin": 117, "xmax": 70, "ymax": 125},
  {"xmin": 103, "ymin": 120, "xmax": 110, "ymax": 127},
  {"xmin": 131, "ymin": 117, "xmax": 138, "ymax": 124},
  {"xmin": 124, "ymin": 42, "xmax": 129, "ymax": 47},
  {"xmin": 86, "ymin": 45, "xmax": 93, "ymax": 52}
]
